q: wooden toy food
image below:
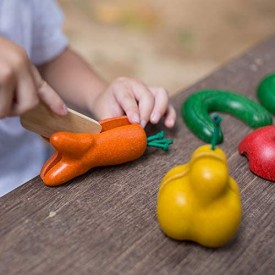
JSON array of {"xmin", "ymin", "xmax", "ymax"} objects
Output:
[
  {"xmin": 157, "ymin": 144, "xmax": 242, "ymax": 248},
  {"xmin": 239, "ymin": 125, "xmax": 275, "ymax": 181},
  {"xmin": 181, "ymin": 90, "xmax": 272, "ymax": 144},
  {"xmin": 40, "ymin": 116, "xmax": 173, "ymax": 186},
  {"xmin": 257, "ymin": 73, "xmax": 275, "ymax": 115},
  {"xmin": 21, "ymin": 101, "xmax": 102, "ymax": 138}
]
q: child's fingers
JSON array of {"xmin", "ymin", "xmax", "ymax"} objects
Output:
[
  {"xmin": 0, "ymin": 64, "xmax": 38, "ymax": 117},
  {"xmin": 148, "ymin": 87, "xmax": 169, "ymax": 124},
  {"xmin": 10, "ymin": 66, "xmax": 40, "ymax": 115},
  {"xmin": 37, "ymin": 80, "xmax": 67, "ymax": 116},
  {"xmin": 131, "ymin": 82, "xmax": 155, "ymax": 127},
  {"xmin": 95, "ymin": 94, "xmax": 125, "ymax": 120},
  {"xmin": 112, "ymin": 77, "xmax": 155, "ymax": 127},
  {"xmin": 0, "ymin": 86, "xmax": 14, "ymax": 117},
  {"xmin": 31, "ymin": 65, "xmax": 67, "ymax": 115},
  {"xmin": 105, "ymin": 77, "xmax": 176, "ymax": 128},
  {"xmin": 148, "ymin": 86, "xmax": 176, "ymax": 128},
  {"xmin": 0, "ymin": 38, "xmax": 66, "ymax": 117},
  {"xmin": 136, "ymin": 92, "xmax": 154, "ymax": 128},
  {"xmin": 113, "ymin": 84, "xmax": 140, "ymax": 124},
  {"xmin": 0, "ymin": 68, "xmax": 16, "ymax": 117},
  {"xmin": 164, "ymin": 104, "xmax": 176, "ymax": 128}
]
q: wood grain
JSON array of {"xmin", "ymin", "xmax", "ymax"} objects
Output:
[{"xmin": 1, "ymin": 36, "xmax": 275, "ymax": 275}]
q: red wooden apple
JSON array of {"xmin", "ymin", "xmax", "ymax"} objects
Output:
[{"xmin": 239, "ymin": 125, "xmax": 275, "ymax": 182}]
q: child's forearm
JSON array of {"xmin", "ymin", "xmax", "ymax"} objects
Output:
[{"xmin": 38, "ymin": 47, "xmax": 108, "ymax": 115}]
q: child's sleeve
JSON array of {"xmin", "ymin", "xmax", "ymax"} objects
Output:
[{"xmin": 31, "ymin": 0, "xmax": 69, "ymax": 65}]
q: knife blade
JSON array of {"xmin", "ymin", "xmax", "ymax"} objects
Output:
[{"xmin": 20, "ymin": 102, "xmax": 102, "ymax": 138}]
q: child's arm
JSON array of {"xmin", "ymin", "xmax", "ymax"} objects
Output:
[
  {"xmin": 0, "ymin": 37, "xmax": 67, "ymax": 118},
  {"xmin": 38, "ymin": 48, "xmax": 176, "ymax": 128}
]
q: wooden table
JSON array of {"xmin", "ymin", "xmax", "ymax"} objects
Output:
[{"xmin": 1, "ymin": 36, "xmax": 275, "ymax": 275}]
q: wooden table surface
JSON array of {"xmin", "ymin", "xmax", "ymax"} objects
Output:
[{"xmin": 1, "ymin": 36, "xmax": 275, "ymax": 275}]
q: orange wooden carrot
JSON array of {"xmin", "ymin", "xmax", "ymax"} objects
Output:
[{"xmin": 40, "ymin": 116, "xmax": 147, "ymax": 186}]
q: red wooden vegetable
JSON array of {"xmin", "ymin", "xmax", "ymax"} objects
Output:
[{"xmin": 238, "ymin": 125, "xmax": 275, "ymax": 182}]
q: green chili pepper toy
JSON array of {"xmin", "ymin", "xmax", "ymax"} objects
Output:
[{"xmin": 181, "ymin": 90, "xmax": 272, "ymax": 144}]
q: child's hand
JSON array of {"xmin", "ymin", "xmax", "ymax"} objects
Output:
[
  {"xmin": 0, "ymin": 37, "xmax": 67, "ymax": 118},
  {"xmin": 91, "ymin": 77, "xmax": 176, "ymax": 128}
]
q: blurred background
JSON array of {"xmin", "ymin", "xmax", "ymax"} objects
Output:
[{"xmin": 59, "ymin": 0, "xmax": 275, "ymax": 96}]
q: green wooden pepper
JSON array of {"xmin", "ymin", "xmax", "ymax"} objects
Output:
[{"xmin": 257, "ymin": 73, "xmax": 275, "ymax": 115}]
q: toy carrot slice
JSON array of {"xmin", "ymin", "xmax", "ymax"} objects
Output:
[{"xmin": 100, "ymin": 116, "xmax": 130, "ymax": 131}]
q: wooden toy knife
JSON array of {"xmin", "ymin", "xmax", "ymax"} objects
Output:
[{"xmin": 20, "ymin": 102, "xmax": 102, "ymax": 138}]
